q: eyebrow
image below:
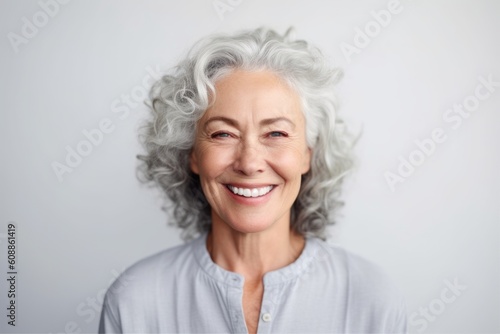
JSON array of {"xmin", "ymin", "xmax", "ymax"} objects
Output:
[{"xmin": 204, "ymin": 116, "xmax": 296, "ymax": 129}]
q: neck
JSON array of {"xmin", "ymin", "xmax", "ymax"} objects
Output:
[{"xmin": 206, "ymin": 219, "xmax": 305, "ymax": 282}]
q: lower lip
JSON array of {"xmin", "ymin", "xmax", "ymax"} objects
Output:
[{"xmin": 224, "ymin": 186, "xmax": 275, "ymax": 205}]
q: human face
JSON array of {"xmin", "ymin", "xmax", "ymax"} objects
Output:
[{"xmin": 190, "ymin": 70, "xmax": 311, "ymax": 234}]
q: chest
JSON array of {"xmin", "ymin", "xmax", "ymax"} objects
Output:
[{"xmin": 242, "ymin": 282, "xmax": 264, "ymax": 334}]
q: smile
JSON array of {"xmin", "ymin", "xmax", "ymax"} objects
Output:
[{"xmin": 226, "ymin": 185, "xmax": 274, "ymax": 198}]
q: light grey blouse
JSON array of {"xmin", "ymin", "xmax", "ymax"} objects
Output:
[{"xmin": 99, "ymin": 232, "xmax": 407, "ymax": 333}]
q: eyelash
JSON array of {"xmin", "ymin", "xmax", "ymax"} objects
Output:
[
  {"xmin": 269, "ymin": 131, "xmax": 288, "ymax": 138},
  {"xmin": 210, "ymin": 131, "xmax": 288, "ymax": 139},
  {"xmin": 211, "ymin": 132, "xmax": 232, "ymax": 138}
]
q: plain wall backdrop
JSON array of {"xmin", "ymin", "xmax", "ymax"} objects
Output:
[{"xmin": 1, "ymin": 0, "xmax": 499, "ymax": 333}]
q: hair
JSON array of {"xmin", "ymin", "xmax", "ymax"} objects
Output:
[{"xmin": 137, "ymin": 27, "xmax": 355, "ymax": 241}]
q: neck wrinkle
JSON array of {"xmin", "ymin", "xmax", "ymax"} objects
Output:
[{"xmin": 206, "ymin": 225, "xmax": 305, "ymax": 282}]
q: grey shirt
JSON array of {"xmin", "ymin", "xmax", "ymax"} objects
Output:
[{"xmin": 99, "ymin": 232, "xmax": 407, "ymax": 333}]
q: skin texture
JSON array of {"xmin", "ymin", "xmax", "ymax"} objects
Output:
[{"xmin": 190, "ymin": 69, "xmax": 311, "ymax": 334}]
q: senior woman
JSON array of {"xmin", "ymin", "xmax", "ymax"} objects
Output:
[{"xmin": 99, "ymin": 28, "xmax": 407, "ymax": 333}]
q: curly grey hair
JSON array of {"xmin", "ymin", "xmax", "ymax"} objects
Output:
[{"xmin": 137, "ymin": 27, "xmax": 355, "ymax": 241}]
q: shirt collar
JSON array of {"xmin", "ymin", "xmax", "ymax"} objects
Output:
[{"xmin": 192, "ymin": 231, "xmax": 320, "ymax": 287}]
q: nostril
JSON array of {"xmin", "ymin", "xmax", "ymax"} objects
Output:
[{"xmin": 233, "ymin": 146, "xmax": 266, "ymax": 172}]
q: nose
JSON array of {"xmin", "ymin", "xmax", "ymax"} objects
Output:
[{"xmin": 232, "ymin": 139, "xmax": 265, "ymax": 176}]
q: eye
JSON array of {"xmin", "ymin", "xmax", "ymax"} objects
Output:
[
  {"xmin": 269, "ymin": 131, "xmax": 288, "ymax": 137},
  {"xmin": 211, "ymin": 132, "xmax": 231, "ymax": 138}
]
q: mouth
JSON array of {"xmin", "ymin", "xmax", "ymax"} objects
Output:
[{"xmin": 226, "ymin": 185, "xmax": 274, "ymax": 198}]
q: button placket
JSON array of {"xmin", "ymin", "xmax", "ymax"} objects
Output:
[
  {"xmin": 226, "ymin": 284, "xmax": 246, "ymax": 334},
  {"xmin": 257, "ymin": 285, "xmax": 282, "ymax": 333}
]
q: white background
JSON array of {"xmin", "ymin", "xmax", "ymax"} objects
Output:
[{"xmin": 1, "ymin": 0, "xmax": 499, "ymax": 333}]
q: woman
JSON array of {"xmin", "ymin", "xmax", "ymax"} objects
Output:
[{"xmin": 99, "ymin": 27, "xmax": 407, "ymax": 333}]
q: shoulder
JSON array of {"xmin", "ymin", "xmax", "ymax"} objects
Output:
[
  {"xmin": 103, "ymin": 237, "xmax": 200, "ymax": 307},
  {"xmin": 99, "ymin": 237, "xmax": 206, "ymax": 332},
  {"xmin": 314, "ymin": 239, "xmax": 401, "ymax": 295},
  {"xmin": 311, "ymin": 239, "xmax": 407, "ymax": 331}
]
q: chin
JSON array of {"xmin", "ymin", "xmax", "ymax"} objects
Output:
[
  {"xmin": 222, "ymin": 214, "xmax": 281, "ymax": 235},
  {"xmin": 229, "ymin": 225, "xmax": 271, "ymax": 235}
]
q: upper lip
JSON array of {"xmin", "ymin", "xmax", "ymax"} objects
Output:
[{"xmin": 225, "ymin": 183, "xmax": 275, "ymax": 188}]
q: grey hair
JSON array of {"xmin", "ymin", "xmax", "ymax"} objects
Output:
[{"xmin": 137, "ymin": 27, "xmax": 355, "ymax": 241}]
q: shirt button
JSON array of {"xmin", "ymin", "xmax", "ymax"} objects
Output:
[{"xmin": 262, "ymin": 313, "xmax": 272, "ymax": 322}]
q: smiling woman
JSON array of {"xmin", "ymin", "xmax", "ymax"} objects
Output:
[
  {"xmin": 191, "ymin": 70, "xmax": 311, "ymax": 238},
  {"xmin": 98, "ymin": 27, "xmax": 407, "ymax": 333}
]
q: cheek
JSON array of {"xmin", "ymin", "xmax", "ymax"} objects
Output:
[
  {"xmin": 195, "ymin": 145, "xmax": 234, "ymax": 178},
  {"xmin": 270, "ymin": 147, "xmax": 309, "ymax": 181}
]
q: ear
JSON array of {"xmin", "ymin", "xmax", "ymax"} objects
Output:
[
  {"xmin": 301, "ymin": 147, "xmax": 312, "ymax": 174},
  {"xmin": 190, "ymin": 149, "xmax": 199, "ymax": 175}
]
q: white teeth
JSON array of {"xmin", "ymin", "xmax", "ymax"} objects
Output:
[{"xmin": 227, "ymin": 185, "xmax": 273, "ymax": 198}]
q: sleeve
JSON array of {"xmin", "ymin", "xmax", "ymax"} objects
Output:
[
  {"xmin": 98, "ymin": 294, "xmax": 122, "ymax": 334},
  {"xmin": 389, "ymin": 298, "xmax": 408, "ymax": 334}
]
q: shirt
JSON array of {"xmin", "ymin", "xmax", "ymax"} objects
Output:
[{"xmin": 99, "ymin": 232, "xmax": 407, "ymax": 333}]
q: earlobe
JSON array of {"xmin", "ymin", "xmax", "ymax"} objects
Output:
[{"xmin": 190, "ymin": 149, "xmax": 199, "ymax": 174}]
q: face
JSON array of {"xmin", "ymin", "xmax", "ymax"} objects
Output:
[{"xmin": 190, "ymin": 70, "xmax": 311, "ymax": 234}]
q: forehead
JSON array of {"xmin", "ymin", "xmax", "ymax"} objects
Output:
[{"xmin": 203, "ymin": 69, "xmax": 303, "ymax": 121}]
